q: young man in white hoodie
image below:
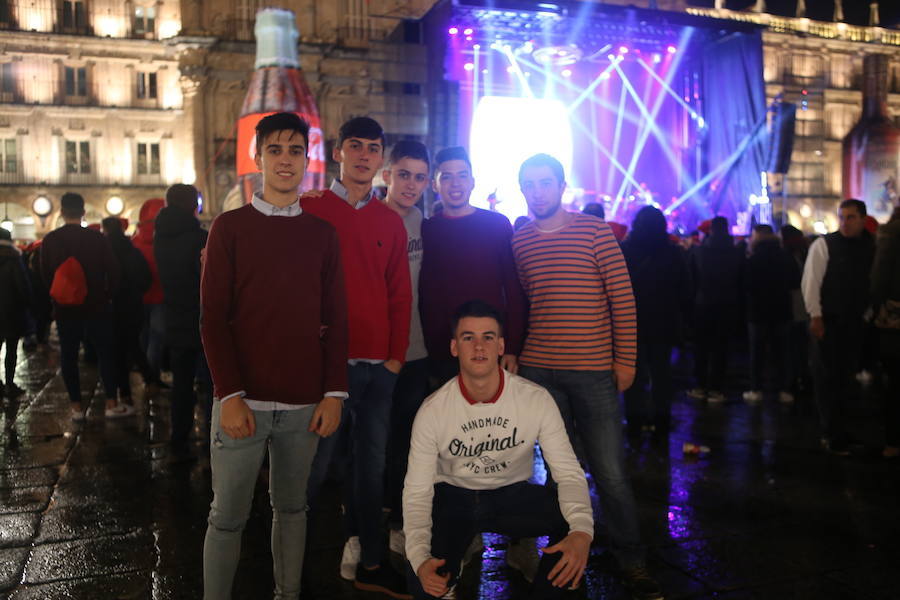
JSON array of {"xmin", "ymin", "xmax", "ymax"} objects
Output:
[{"xmin": 403, "ymin": 300, "xmax": 593, "ymax": 599}]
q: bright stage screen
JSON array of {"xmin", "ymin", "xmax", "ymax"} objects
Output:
[{"xmin": 469, "ymin": 96, "xmax": 573, "ymax": 222}]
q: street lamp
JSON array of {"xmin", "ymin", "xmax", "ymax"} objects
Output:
[
  {"xmin": 106, "ymin": 196, "xmax": 124, "ymax": 216},
  {"xmin": 32, "ymin": 195, "xmax": 53, "ymax": 218}
]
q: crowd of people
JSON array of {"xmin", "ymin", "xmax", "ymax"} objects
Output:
[{"xmin": 0, "ymin": 109, "xmax": 899, "ymax": 600}]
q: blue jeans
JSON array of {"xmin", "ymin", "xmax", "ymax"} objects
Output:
[
  {"xmin": 203, "ymin": 402, "xmax": 319, "ymax": 600},
  {"xmin": 519, "ymin": 366, "xmax": 644, "ymax": 569},
  {"xmin": 307, "ymin": 362, "xmax": 397, "ymax": 567},
  {"xmin": 406, "ymin": 482, "xmax": 570, "ymax": 600},
  {"xmin": 388, "ymin": 358, "xmax": 430, "ymax": 528},
  {"xmin": 57, "ymin": 310, "xmax": 117, "ymax": 404},
  {"xmin": 141, "ymin": 304, "xmax": 165, "ymax": 382}
]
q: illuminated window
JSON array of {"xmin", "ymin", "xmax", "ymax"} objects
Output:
[
  {"xmin": 0, "ymin": 139, "xmax": 16, "ymax": 173},
  {"xmin": 136, "ymin": 72, "xmax": 157, "ymax": 99},
  {"xmin": 61, "ymin": 0, "xmax": 88, "ymax": 31},
  {"xmin": 65, "ymin": 140, "xmax": 91, "ymax": 174},
  {"xmin": 137, "ymin": 142, "xmax": 160, "ymax": 175},
  {"xmin": 65, "ymin": 66, "xmax": 87, "ymax": 97},
  {"xmin": 134, "ymin": 5, "xmax": 156, "ymax": 36}
]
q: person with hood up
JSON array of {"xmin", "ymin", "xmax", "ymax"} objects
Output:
[
  {"xmin": 0, "ymin": 228, "xmax": 31, "ymax": 399},
  {"xmin": 132, "ymin": 197, "xmax": 166, "ymax": 393},
  {"xmin": 741, "ymin": 224, "xmax": 800, "ymax": 405},
  {"xmin": 621, "ymin": 206, "xmax": 691, "ymax": 434},
  {"xmin": 686, "ymin": 216, "xmax": 745, "ymax": 403},
  {"xmin": 154, "ymin": 184, "xmax": 210, "ymax": 449}
]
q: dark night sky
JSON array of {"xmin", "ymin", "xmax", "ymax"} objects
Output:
[{"xmin": 686, "ymin": 0, "xmax": 900, "ymax": 28}]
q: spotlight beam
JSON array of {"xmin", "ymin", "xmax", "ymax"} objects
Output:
[
  {"xmin": 568, "ymin": 113, "xmax": 644, "ymax": 195},
  {"xmin": 635, "ymin": 57, "xmax": 697, "ymax": 117},
  {"xmin": 606, "ymin": 83, "xmax": 628, "ymax": 193},
  {"xmin": 500, "ymin": 45, "xmax": 535, "ymax": 99},
  {"xmin": 663, "ymin": 122, "xmax": 767, "ymax": 216},
  {"xmin": 614, "ymin": 28, "xmax": 694, "ymax": 201},
  {"xmin": 566, "ymin": 56, "xmax": 621, "ymax": 114}
]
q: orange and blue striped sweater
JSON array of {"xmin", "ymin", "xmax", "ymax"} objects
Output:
[{"xmin": 512, "ymin": 213, "xmax": 637, "ymax": 372}]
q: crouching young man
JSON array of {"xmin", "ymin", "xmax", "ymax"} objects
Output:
[
  {"xmin": 200, "ymin": 112, "xmax": 348, "ymax": 600},
  {"xmin": 403, "ymin": 300, "xmax": 593, "ymax": 599}
]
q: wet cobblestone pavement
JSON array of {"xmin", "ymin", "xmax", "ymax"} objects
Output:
[{"xmin": 1, "ymin": 340, "xmax": 899, "ymax": 599}]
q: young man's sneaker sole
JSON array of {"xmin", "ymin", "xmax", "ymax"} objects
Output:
[{"xmin": 340, "ymin": 536, "xmax": 360, "ymax": 581}]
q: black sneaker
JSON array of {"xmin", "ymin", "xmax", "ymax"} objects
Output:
[
  {"xmin": 353, "ymin": 562, "xmax": 412, "ymax": 599},
  {"xmin": 622, "ymin": 566, "xmax": 664, "ymax": 600}
]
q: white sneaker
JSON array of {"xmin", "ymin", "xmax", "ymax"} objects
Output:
[
  {"xmin": 855, "ymin": 370, "xmax": 873, "ymax": 385},
  {"xmin": 506, "ymin": 537, "xmax": 539, "ymax": 583},
  {"xmin": 686, "ymin": 388, "xmax": 707, "ymax": 400},
  {"xmin": 742, "ymin": 390, "xmax": 762, "ymax": 404},
  {"xmin": 778, "ymin": 391, "xmax": 795, "ymax": 404},
  {"xmin": 340, "ymin": 536, "xmax": 360, "ymax": 581},
  {"xmin": 389, "ymin": 529, "xmax": 406, "ymax": 558},
  {"xmin": 105, "ymin": 404, "xmax": 135, "ymax": 418},
  {"xmin": 707, "ymin": 391, "xmax": 726, "ymax": 404}
]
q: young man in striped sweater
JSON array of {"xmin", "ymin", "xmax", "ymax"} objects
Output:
[{"xmin": 511, "ymin": 154, "xmax": 663, "ymax": 600}]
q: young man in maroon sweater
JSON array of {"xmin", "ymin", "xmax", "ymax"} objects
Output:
[
  {"xmin": 302, "ymin": 117, "xmax": 412, "ymax": 598},
  {"xmin": 200, "ymin": 112, "xmax": 348, "ymax": 600},
  {"xmin": 419, "ymin": 146, "xmax": 526, "ymax": 386}
]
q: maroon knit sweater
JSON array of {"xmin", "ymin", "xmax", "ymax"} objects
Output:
[
  {"xmin": 200, "ymin": 205, "xmax": 348, "ymax": 404},
  {"xmin": 419, "ymin": 209, "xmax": 527, "ymax": 360}
]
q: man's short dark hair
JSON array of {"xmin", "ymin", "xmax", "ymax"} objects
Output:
[
  {"xmin": 387, "ymin": 140, "xmax": 430, "ymax": 168},
  {"xmin": 753, "ymin": 224, "xmax": 774, "ymax": 235},
  {"xmin": 518, "ymin": 153, "xmax": 565, "ymax": 186},
  {"xmin": 338, "ymin": 116, "xmax": 385, "ymax": 147},
  {"xmin": 450, "ymin": 300, "xmax": 504, "ymax": 338},
  {"xmin": 839, "ymin": 198, "xmax": 867, "ymax": 217},
  {"xmin": 101, "ymin": 216, "xmax": 124, "ymax": 236},
  {"xmin": 434, "ymin": 146, "xmax": 472, "ymax": 174},
  {"xmin": 60, "ymin": 192, "xmax": 85, "ymax": 219},
  {"xmin": 710, "ymin": 215, "xmax": 729, "ymax": 235},
  {"xmin": 255, "ymin": 112, "xmax": 310, "ymax": 156},
  {"xmin": 166, "ymin": 184, "xmax": 199, "ymax": 214},
  {"xmin": 582, "ymin": 202, "xmax": 605, "ymax": 219}
]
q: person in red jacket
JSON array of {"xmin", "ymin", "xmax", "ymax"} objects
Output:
[
  {"xmin": 303, "ymin": 116, "xmax": 412, "ymax": 598},
  {"xmin": 201, "ymin": 112, "xmax": 348, "ymax": 599},
  {"xmin": 132, "ymin": 197, "xmax": 166, "ymax": 393}
]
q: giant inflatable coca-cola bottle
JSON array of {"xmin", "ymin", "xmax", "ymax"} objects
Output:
[
  {"xmin": 223, "ymin": 8, "xmax": 326, "ymax": 211},
  {"xmin": 842, "ymin": 53, "xmax": 900, "ymax": 221}
]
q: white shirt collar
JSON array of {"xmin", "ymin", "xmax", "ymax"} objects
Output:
[{"xmin": 251, "ymin": 194, "xmax": 302, "ymax": 217}]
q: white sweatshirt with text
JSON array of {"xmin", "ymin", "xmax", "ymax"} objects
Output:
[{"xmin": 403, "ymin": 370, "xmax": 594, "ymax": 572}]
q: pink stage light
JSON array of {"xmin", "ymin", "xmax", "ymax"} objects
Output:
[
  {"xmin": 463, "ymin": 27, "xmax": 474, "ymax": 35},
  {"xmin": 449, "ymin": 27, "xmax": 459, "ymax": 35},
  {"xmin": 464, "ymin": 63, "xmax": 474, "ymax": 71},
  {"xmin": 619, "ymin": 46, "xmax": 629, "ymax": 54},
  {"xmin": 667, "ymin": 45, "xmax": 677, "ymax": 54},
  {"xmin": 562, "ymin": 69, "xmax": 572, "ymax": 77}
]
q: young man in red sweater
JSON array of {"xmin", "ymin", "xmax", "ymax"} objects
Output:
[
  {"xmin": 303, "ymin": 117, "xmax": 412, "ymax": 598},
  {"xmin": 200, "ymin": 112, "xmax": 348, "ymax": 600}
]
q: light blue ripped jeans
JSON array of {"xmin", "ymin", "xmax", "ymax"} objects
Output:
[{"xmin": 203, "ymin": 402, "xmax": 319, "ymax": 600}]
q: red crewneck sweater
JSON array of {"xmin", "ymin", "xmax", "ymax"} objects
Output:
[
  {"xmin": 302, "ymin": 190, "xmax": 411, "ymax": 362},
  {"xmin": 200, "ymin": 205, "xmax": 348, "ymax": 403}
]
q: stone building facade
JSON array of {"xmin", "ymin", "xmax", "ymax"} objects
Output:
[{"xmin": 0, "ymin": 0, "xmax": 431, "ymax": 238}]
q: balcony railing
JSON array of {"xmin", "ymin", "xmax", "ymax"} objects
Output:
[
  {"xmin": 0, "ymin": 1, "xmax": 176, "ymax": 39},
  {"xmin": 0, "ymin": 168, "xmax": 166, "ymax": 186},
  {"xmin": 0, "ymin": 74, "xmax": 172, "ymax": 110}
]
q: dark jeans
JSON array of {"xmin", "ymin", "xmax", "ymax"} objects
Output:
[
  {"xmin": 2, "ymin": 336, "xmax": 19, "ymax": 385},
  {"xmin": 880, "ymin": 330, "xmax": 900, "ymax": 447},
  {"xmin": 693, "ymin": 304, "xmax": 737, "ymax": 391},
  {"xmin": 406, "ymin": 481, "xmax": 570, "ymax": 600},
  {"xmin": 57, "ymin": 311, "xmax": 117, "ymax": 404},
  {"xmin": 113, "ymin": 306, "xmax": 149, "ymax": 399},
  {"xmin": 518, "ymin": 366, "xmax": 644, "ymax": 569},
  {"xmin": 388, "ymin": 358, "xmax": 430, "ymax": 528},
  {"xmin": 810, "ymin": 315, "xmax": 864, "ymax": 443},
  {"xmin": 307, "ymin": 361, "xmax": 397, "ymax": 567},
  {"xmin": 170, "ymin": 345, "xmax": 212, "ymax": 443},
  {"xmin": 141, "ymin": 304, "xmax": 164, "ymax": 383},
  {"xmin": 426, "ymin": 357, "xmax": 458, "ymax": 393},
  {"xmin": 789, "ymin": 320, "xmax": 809, "ymax": 392},
  {"xmin": 624, "ymin": 340, "xmax": 673, "ymax": 430},
  {"xmin": 747, "ymin": 321, "xmax": 790, "ymax": 391}
]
